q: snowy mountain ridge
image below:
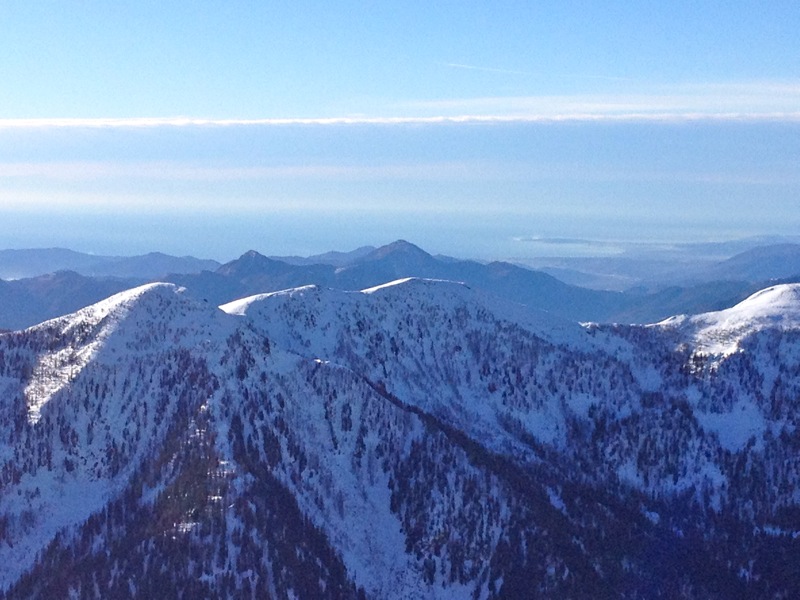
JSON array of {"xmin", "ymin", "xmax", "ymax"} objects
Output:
[
  {"xmin": 222, "ymin": 276, "xmax": 588, "ymax": 349},
  {"xmin": 659, "ymin": 283, "xmax": 800, "ymax": 356},
  {"xmin": 1, "ymin": 280, "xmax": 799, "ymax": 597}
]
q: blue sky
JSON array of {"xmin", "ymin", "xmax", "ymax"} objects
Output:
[{"xmin": 0, "ymin": 2, "xmax": 798, "ymax": 260}]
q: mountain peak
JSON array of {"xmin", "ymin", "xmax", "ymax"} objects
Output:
[
  {"xmin": 661, "ymin": 283, "xmax": 800, "ymax": 355},
  {"xmin": 729, "ymin": 283, "xmax": 800, "ymax": 319},
  {"xmin": 36, "ymin": 282, "xmax": 185, "ymax": 330},
  {"xmin": 235, "ymin": 249, "xmax": 271, "ymax": 264},
  {"xmin": 217, "ymin": 250, "xmax": 277, "ymax": 277},
  {"xmin": 364, "ymin": 240, "xmax": 433, "ymax": 262},
  {"xmin": 242, "ymin": 249, "xmax": 264, "ymax": 259},
  {"xmin": 23, "ymin": 283, "xmax": 192, "ymax": 423}
]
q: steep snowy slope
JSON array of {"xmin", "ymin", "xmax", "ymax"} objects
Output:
[
  {"xmin": 2, "ymin": 280, "xmax": 800, "ymax": 598},
  {"xmin": 0, "ymin": 283, "xmax": 238, "ymax": 588},
  {"xmin": 637, "ymin": 284, "xmax": 800, "ymax": 455}
]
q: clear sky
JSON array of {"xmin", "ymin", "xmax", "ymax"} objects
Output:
[{"xmin": 0, "ymin": 1, "xmax": 798, "ymax": 260}]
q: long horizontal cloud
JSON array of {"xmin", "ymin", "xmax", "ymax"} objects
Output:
[
  {"xmin": 1, "ymin": 112, "xmax": 798, "ymax": 129},
  {"xmin": 2, "ymin": 81, "xmax": 800, "ymax": 129}
]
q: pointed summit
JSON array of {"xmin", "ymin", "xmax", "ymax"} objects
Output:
[
  {"xmin": 363, "ymin": 240, "xmax": 433, "ymax": 263},
  {"xmin": 333, "ymin": 240, "xmax": 440, "ymax": 286},
  {"xmin": 216, "ymin": 250, "xmax": 284, "ymax": 278},
  {"xmin": 214, "ymin": 250, "xmax": 336, "ymax": 294}
]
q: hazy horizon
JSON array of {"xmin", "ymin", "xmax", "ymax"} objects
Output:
[
  {"xmin": 1, "ymin": 3, "xmax": 798, "ymax": 262},
  {"xmin": 2, "ymin": 231, "xmax": 800, "ymax": 269}
]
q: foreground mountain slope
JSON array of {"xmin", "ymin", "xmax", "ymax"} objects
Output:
[
  {"xmin": 0, "ymin": 283, "xmax": 608, "ymax": 598},
  {"xmin": 221, "ymin": 278, "xmax": 598, "ymax": 457},
  {"xmin": 0, "ymin": 284, "xmax": 237, "ymax": 585},
  {"xmin": 2, "ymin": 282, "xmax": 800, "ymax": 597}
]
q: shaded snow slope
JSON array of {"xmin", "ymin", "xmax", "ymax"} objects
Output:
[
  {"xmin": 23, "ymin": 283, "xmax": 236, "ymax": 421},
  {"xmin": 224, "ymin": 278, "xmax": 800, "ymax": 494}
]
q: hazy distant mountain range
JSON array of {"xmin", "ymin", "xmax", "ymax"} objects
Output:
[
  {"xmin": 0, "ymin": 240, "xmax": 799, "ymax": 330},
  {"xmin": 520, "ymin": 239, "xmax": 800, "ymax": 291},
  {"xmin": 0, "ymin": 248, "xmax": 220, "ymax": 280}
]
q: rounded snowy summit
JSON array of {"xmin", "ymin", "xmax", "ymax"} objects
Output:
[{"xmin": 659, "ymin": 283, "xmax": 800, "ymax": 355}]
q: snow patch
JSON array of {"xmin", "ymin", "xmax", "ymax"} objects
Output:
[
  {"xmin": 361, "ymin": 277, "xmax": 458, "ymax": 294},
  {"xmin": 696, "ymin": 400, "xmax": 766, "ymax": 451}
]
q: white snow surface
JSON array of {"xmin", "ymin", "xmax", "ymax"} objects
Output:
[
  {"xmin": 695, "ymin": 399, "xmax": 766, "ymax": 452},
  {"xmin": 658, "ymin": 284, "xmax": 800, "ymax": 355}
]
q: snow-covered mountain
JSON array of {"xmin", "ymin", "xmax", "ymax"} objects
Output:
[{"xmin": 1, "ymin": 280, "xmax": 799, "ymax": 598}]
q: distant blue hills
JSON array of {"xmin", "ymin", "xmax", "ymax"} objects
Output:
[{"xmin": 0, "ymin": 240, "xmax": 798, "ymax": 330}]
